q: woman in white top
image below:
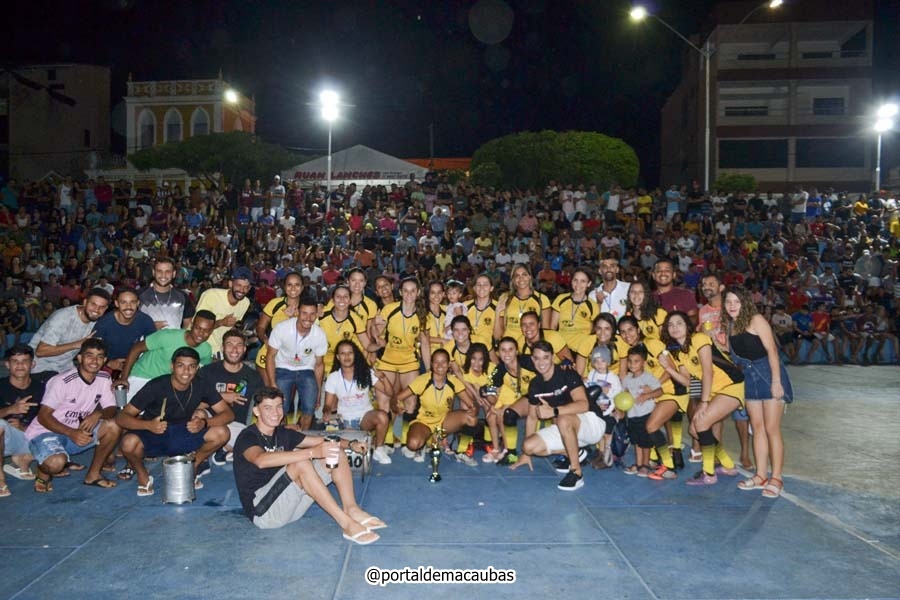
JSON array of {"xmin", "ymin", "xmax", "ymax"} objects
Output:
[{"xmin": 322, "ymin": 340, "xmax": 392, "ymax": 464}]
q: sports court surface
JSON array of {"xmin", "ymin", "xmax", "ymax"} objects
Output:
[{"xmin": 1, "ymin": 365, "xmax": 898, "ymax": 600}]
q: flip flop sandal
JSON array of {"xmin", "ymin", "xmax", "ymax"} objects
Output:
[
  {"xmin": 66, "ymin": 462, "xmax": 86, "ymax": 472},
  {"xmin": 0, "ymin": 484, "xmax": 10, "ymax": 498},
  {"xmin": 34, "ymin": 476, "xmax": 53, "ymax": 493},
  {"xmin": 342, "ymin": 529, "xmax": 379, "ymax": 546},
  {"xmin": 738, "ymin": 474, "xmax": 768, "ymax": 491},
  {"xmin": 3, "ymin": 464, "xmax": 35, "ymax": 480},
  {"xmin": 359, "ymin": 516, "xmax": 388, "ymax": 530},
  {"xmin": 137, "ymin": 476, "xmax": 154, "ymax": 497},
  {"xmin": 117, "ymin": 467, "xmax": 135, "ymax": 481},
  {"xmin": 762, "ymin": 477, "xmax": 783, "ymax": 498},
  {"xmin": 83, "ymin": 477, "xmax": 117, "ymax": 489}
]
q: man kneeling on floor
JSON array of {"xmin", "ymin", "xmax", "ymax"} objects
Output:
[
  {"xmin": 116, "ymin": 347, "xmax": 232, "ymax": 497},
  {"xmin": 232, "ymin": 386, "xmax": 385, "ymax": 543},
  {"xmin": 510, "ymin": 340, "xmax": 601, "ymax": 491},
  {"xmin": 24, "ymin": 339, "xmax": 122, "ymax": 493}
]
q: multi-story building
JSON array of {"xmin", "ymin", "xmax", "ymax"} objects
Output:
[
  {"xmin": 660, "ymin": 1, "xmax": 875, "ymax": 192},
  {"xmin": 124, "ymin": 73, "xmax": 255, "ymax": 155},
  {"xmin": 0, "ymin": 64, "xmax": 110, "ymax": 180}
]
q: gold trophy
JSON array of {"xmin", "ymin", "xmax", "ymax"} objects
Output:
[{"xmin": 428, "ymin": 426, "xmax": 446, "ymax": 483}]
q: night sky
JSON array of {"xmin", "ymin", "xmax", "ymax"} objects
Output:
[{"xmin": 4, "ymin": 0, "xmax": 899, "ymax": 187}]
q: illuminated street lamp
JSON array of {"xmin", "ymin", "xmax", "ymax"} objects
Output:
[
  {"xmin": 320, "ymin": 89, "xmax": 340, "ymax": 214},
  {"xmin": 224, "ymin": 88, "xmax": 239, "ymax": 104},
  {"xmin": 874, "ymin": 103, "xmax": 897, "ymax": 191},
  {"xmin": 630, "ymin": 0, "xmax": 782, "ymax": 192}
]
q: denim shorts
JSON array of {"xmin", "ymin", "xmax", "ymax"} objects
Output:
[
  {"xmin": 275, "ymin": 368, "xmax": 318, "ymax": 416},
  {"xmin": 2, "ymin": 420, "xmax": 31, "ymax": 456},
  {"xmin": 731, "ymin": 354, "xmax": 794, "ymax": 403},
  {"xmin": 29, "ymin": 427, "xmax": 99, "ymax": 464}
]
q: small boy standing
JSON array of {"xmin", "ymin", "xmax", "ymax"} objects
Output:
[{"xmin": 621, "ymin": 345, "xmax": 662, "ymax": 477}]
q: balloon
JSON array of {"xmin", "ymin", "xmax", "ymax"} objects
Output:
[{"xmin": 614, "ymin": 391, "xmax": 635, "ymax": 413}]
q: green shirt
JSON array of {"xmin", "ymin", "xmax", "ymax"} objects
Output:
[{"xmin": 131, "ymin": 328, "xmax": 212, "ymax": 379}]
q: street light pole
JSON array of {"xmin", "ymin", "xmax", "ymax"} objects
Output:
[
  {"xmin": 319, "ymin": 90, "xmax": 340, "ymax": 215},
  {"xmin": 874, "ymin": 103, "xmax": 897, "ymax": 191}
]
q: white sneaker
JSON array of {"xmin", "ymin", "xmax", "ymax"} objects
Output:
[
  {"xmin": 384, "ymin": 445, "xmax": 395, "ymax": 455},
  {"xmin": 401, "ymin": 446, "xmax": 417, "ymax": 459},
  {"xmin": 413, "ymin": 450, "xmax": 426, "ymax": 463},
  {"xmin": 372, "ymin": 446, "xmax": 392, "ymax": 464},
  {"xmin": 455, "ymin": 452, "xmax": 477, "ymax": 467}
]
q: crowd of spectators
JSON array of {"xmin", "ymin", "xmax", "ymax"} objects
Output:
[{"xmin": 0, "ymin": 172, "xmax": 898, "ymax": 364}]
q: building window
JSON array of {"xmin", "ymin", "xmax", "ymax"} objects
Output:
[
  {"xmin": 47, "ymin": 69, "xmax": 57, "ymax": 81},
  {"xmin": 724, "ymin": 106, "xmax": 769, "ymax": 117},
  {"xmin": 138, "ymin": 110, "xmax": 156, "ymax": 150},
  {"xmin": 812, "ymin": 98, "xmax": 845, "ymax": 116},
  {"xmin": 164, "ymin": 109, "xmax": 183, "ymax": 143},
  {"xmin": 191, "ymin": 107, "xmax": 209, "ymax": 137},
  {"xmin": 719, "ymin": 139, "xmax": 788, "ymax": 169},
  {"xmin": 84, "ymin": 129, "xmax": 91, "ymax": 148},
  {"xmin": 737, "ymin": 53, "xmax": 776, "ymax": 61},
  {"xmin": 796, "ymin": 138, "xmax": 864, "ymax": 168}
]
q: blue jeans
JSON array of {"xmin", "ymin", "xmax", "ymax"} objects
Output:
[{"xmin": 274, "ymin": 368, "xmax": 318, "ymax": 418}]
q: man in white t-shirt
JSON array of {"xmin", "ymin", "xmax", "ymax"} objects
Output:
[
  {"xmin": 791, "ymin": 186, "xmax": 808, "ymax": 224},
  {"xmin": 589, "ymin": 253, "xmax": 630, "ymax": 320},
  {"xmin": 265, "ymin": 296, "xmax": 328, "ymax": 431},
  {"xmin": 268, "ymin": 175, "xmax": 286, "ymax": 221}
]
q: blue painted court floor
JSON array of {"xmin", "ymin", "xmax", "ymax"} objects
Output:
[{"xmin": 1, "ymin": 365, "xmax": 899, "ymax": 600}]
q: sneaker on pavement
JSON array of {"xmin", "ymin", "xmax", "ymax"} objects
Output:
[
  {"xmin": 557, "ymin": 470, "xmax": 584, "ymax": 491},
  {"xmin": 465, "ymin": 445, "xmax": 475, "ymax": 458},
  {"xmin": 372, "ymin": 446, "xmax": 392, "ymax": 465},
  {"xmin": 648, "ymin": 465, "xmax": 678, "ymax": 480},
  {"xmin": 552, "ymin": 455, "xmax": 571, "ymax": 473},
  {"xmin": 210, "ymin": 450, "xmax": 227, "ymax": 466},
  {"xmin": 685, "ymin": 471, "xmax": 718, "ymax": 486},
  {"xmin": 401, "ymin": 446, "xmax": 417, "ymax": 460},
  {"xmin": 455, "ymin": 452, "xmax": 477, "ymax": 467},
  {"xmin": 225, "ymin": 451, "xmax": 234, "ymax": 463},
  {"xmin": 715, "ymin": 465, "xmax": 739, "ymax": 477},
  {"xmin": 413, "ymin": 450, "xmax": 426, "ymax": 463},
  {"xmin": 196, "ymin": 460, "xmax": 211, "ymax": 478}
]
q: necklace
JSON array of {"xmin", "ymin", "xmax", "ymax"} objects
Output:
[
  {"xmin": 257, "ymin": 429, "xmax": 279, "ymax": 452},
  {"xmin": 171, "ymin": 382, "xmax": 193, "ymax": 416}
]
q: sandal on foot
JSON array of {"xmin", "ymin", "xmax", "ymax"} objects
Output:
[
  {"xmin": 66, "ymin": 462, "xmax": 86, "ymax": 472},
  {"xmin": 738, "ymin": 474, "xmax": 767, "ymax": 491},
  {"xmin": 194, "ymin": 476, "xmax": 204, "ymax": 490},
  {"xmin": 359, "ymin": 516, "xmax": 388, "ymax": 530},
  {"xmin": 117, "ymin": 467, "xmax": 135, "ymax": 481},
  {"xmin": 0, "ymin": 484, "xmax": 10, "ymax": 498},
  {"xmin": 762, "ymin": 477, "xmax": 783, "ymax": 498},
  {"xmin": 3, "ymin": 464, "xmax": 35, "ymax": 480},
  {"xmin": 624, "ymin": 464, "xmax": 639, "ymax": 475},
  {"xmin": 137, "ymin": 476, "xmax": 154, "ymax": 497},
  {"xmin": 343, "ymin": 529, "xmax": 379, "ymax": 545},
  {"xmin": 34, "ymin": 476, "xmax": 53, "ymax": 493},
  {"xmin": 83, "ymin": 477, "xmax": 117, "ymax": 489}
]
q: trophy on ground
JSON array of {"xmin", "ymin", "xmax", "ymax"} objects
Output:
[{"xmin": 428, "ymin": 426, "xmax": 446, "ymax": 483}]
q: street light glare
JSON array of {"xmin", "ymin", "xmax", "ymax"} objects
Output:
[
  {"xmin": 768, "ymin": 0, "xmax": 783, "ymax": 8},
  {"xmin": 874, "ymin": 119, "xmax": 894, "ymax": 133},
  {"xmin": 629, "ymin": 6, "xmax": 647, "ymax": 21},
  {"xmin": 321, "ymin": 104, "xmax": 339, "ymax": 122},
  {"xmin": 877, "ymin": 103, "xmax": 898, "ymax": 119},
  {"xmin": 224, "ymin": 89, "xmax": 239, "ymax": 104},
  {"xmin": 320, "ymin": 90, "xmax": 339, "ymax": 107}
]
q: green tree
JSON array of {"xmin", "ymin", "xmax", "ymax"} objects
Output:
[
  {"xmin": 129, "ymin": 132, "xmax": 308, "ymax": 189},
  {"xmin": 470, "ymin": 162, "xmax": 503, "ymax": 188},
  {"xmin": 714, "ymin": 173, "xmax": 758, "ymax": 194},
  {"xmin": 471, "ymin": 130, "xmax": 639, "ymax": 189}
]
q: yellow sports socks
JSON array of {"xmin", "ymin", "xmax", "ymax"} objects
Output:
[
  {"xmin": 503, "ymin": 425, "xmax": 518, "ymax": 454},
  {"xmin": 457, "ymin": 434, "xmax": 473, "ymax": 453},
  {"xmin": 670, "ymin": 420, "xmax": 683, "ymax": 448},
  {"xmin": 657, "ymin": 445, "xmax": 674, "ymax": 469},
  {"xmin": 702, "ymin": 445, "xmax": 716, "ymax": 476},
  {"xmin": 715, "ymin": 444, "xmax": 735, "ymax": 469},
  {"xmin": 649, "ymin": 447, "xmax": 659, "ymax": 462}
]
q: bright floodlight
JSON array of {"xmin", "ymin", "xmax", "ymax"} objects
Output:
[
  {"xmin": 224, "ymin": 89, "xmax": 239, "ymax": 104},
  {"xmin": 768, "ymin": 0, "xmax": 783, "ymax": 8},
  {"xmin": 320, "ymin": 90, "xmax": 339, "ymax": 107},
  {"xmin": 321, "ymin": 104, "xmax": 339, "ymax": 122},
  {"xmin": 874, "ymin": 119, "xmax": 894, "ymax": 133},
  {"xmin": 629, "ymin": 6, "xmax": 647, "ymax": 21},
  {"xmin": 877, "ymin": 103, "xmax": 898, "ymax": 119}
]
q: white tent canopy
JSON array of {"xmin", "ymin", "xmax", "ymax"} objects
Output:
[{"xmin": 283, "ymin": 144, "xmax": 428, "ymax": 187}]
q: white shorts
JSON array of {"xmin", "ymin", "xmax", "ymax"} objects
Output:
[
  {"xmin": 536, "ymin": 412, "xmax": 604, "ymax": 453},
  {"xmin": 252, "ymin": 461, "xmax": 333, "ymax": 530},
  {"xmin": 227, "ymin": 422, "xmax": 246, "ymax": 449}
]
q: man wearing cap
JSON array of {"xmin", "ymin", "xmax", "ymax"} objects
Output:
[{"xmin": 196, "ymin": 268, "xmax": 253, "ymax": 356}]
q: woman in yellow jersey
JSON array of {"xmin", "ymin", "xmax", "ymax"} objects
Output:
[
  {"xmin": 372, "ymin": 278, "xmax": 426, "ymax": 418},
  {"xmin": 395, "ymin": 349, "xmax": 477, "ymax": 457},
  {"xmin": 517, "ymin": 311, "xmax": 573, "ymax": 365},
  {"xmin": 420, "ymin": 281, "xmax": 447, "ymax": 365},
  {"xmin": 442, "ymin": 315, "xmax": 474, "ymax": 377},
  {"xmin": 458, "ymin": 342, "xmax": 492, "ymax": 412},
  {"xmin": 466, "ymin": 274, "xmax": 498, "ymax": 352},
  {"xmin": 325, "ymin": 267, "xmax": 379, "ymax": 335},
  {"xmin": 319, "ymin": 285, "xmax": 372, "ymax": 374},
  {"xmin": 659, "ymin": 311, "xmax": 745, "ymax": 486},
  {"xmin": 482, "ymin": 336, "xmax": 538, "ymax": 465},
  {"xmin": 625, "ymin": 280, "xmax": 667, "ymax": 341},
  {"xmin": 578, "ymin": 313, "xmax": 620, "ymax": 377},
  {"xmin": 550, "ymin": 267, "xmax": 599, "ymax": 354},
  {"xmin": 367, "ymin": 275, "xmax": 397, "ymax": 363},
  {"xmin": 493, "ymin": 263, "xmax": 551, "ymax": 341},
  {"xmin": 617, "ymin": 315, "xmax": 687, "ymax": 480},
  {"xmin": 254, "ymin": 271, "xmax": 303, "ymax": 381}
]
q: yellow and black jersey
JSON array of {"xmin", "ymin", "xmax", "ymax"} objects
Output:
[
  {"xmin": 465, "ymin": 299, "xmax": 497, "ymax": 348},
  {"xmin": 672, "ymin": 332, "xmax": 744, "ymax": 402},
  {"xmin": 375, "ymin": 302, "xmax": 421, "ymax": 372},
  {"xmin": 463, "ymin": 369, "xmax": 490, "ymax": 390},
  {"xmin": 441, "ymin": 340, "xmax": 472, "ymax": 370},
  {"xmin": 324, "ymin": 296, "xmax": 379, "ymax": 326},
  {"xmin": 513, "ymin": 330, "xmax": 569, "ymax": 364},
  {"xmin": 255, "ymin": 297, "xmax": 294, "ymax": 368},
  {"xmin": 409, "ymin": 373, "xmax": 464, "ymax": 425},
  {"xmin": 637, "ymin": 338, "xmax": 687, "ymax": 399},
  {"xmin": 319, "ymin": 309, "xmax": 367, "ymax": 372},
  {"xmin": 551, "ymin": 294, "xmax": 599, "ymax": 346},
  {"xmin": 424, "ymin": 306, "xmax": 447, "ymax": 341},
  {"xmin": 500, "ymin": 291, "xmax": 551, "ymax": 338},
  {"xmin": 487, "ymin": 361, "xmax": 536, "ymax": 407},
  {"xmin": 637, "ymin": 307, "xmax": 667, "ymax": 341}
]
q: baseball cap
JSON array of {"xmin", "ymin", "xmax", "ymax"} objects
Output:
[
  {"xmin": 590, "ymin": 346, "xmax": 611, "ymax": 364},
  {"xmin": 231, "ymin": 267, "xmax": 254, "ymax": 282}
]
